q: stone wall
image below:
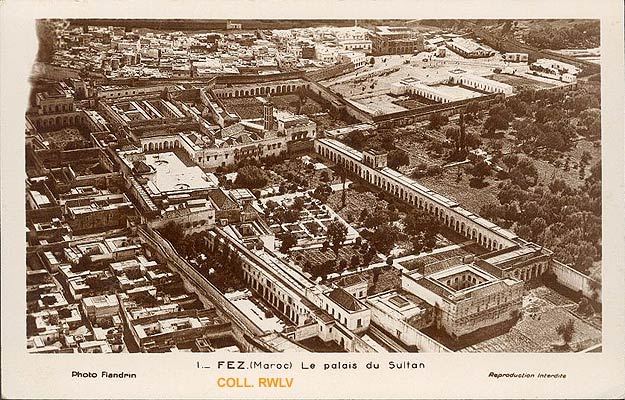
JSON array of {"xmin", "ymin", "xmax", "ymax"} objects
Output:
[
  {"xmin": 369, "ymin": 306, "xmax": 452, "ymax": 352},
  {"xmin": 374, "ymin": 93, "xmax": 501, "ymax": 128},
  {"xmin": 551, "ymin": 260, "xmax": 602, "ymax": 303},
  {"xmin": 285, "ymin": 322, "xmax": 319, "ymax": 342},
  {"xmin": 305, "ymin": 62, "xmax": 355, "ymax": 82},
  {"xmin": 32, "ymin": 63, "xmax": 81, "ymax": 80},
  {"xmin": 136, "ymin": 226, "xmax": 271, "ymax": 345}
]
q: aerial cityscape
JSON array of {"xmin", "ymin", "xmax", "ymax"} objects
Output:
[{"xmin": 26, "ymin": 19, "xmax": 602, "ymax": 354}]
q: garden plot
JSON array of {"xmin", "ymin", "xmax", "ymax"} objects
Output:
[
  {"xmin": 41, "ymin": 127, "xmax": 90, "ymax": 150},
  {"xmin": 260, "ymin": 193, "xmax": 358, "ymax": 249},
  {"xmin": 270, "ymin": 157, "xmax": 338, "ymax": 190},
  {"xmin": 326, "ymin": 189, "xmax": 390, "ymax": 223},
  {"xmin": 291, "ymin": 244, "xmax": 382, "ymax": 272}
]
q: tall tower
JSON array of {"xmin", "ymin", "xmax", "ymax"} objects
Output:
[{"xmin": 263, "ymin": 102, "xmax": 274, "ymax": 131}]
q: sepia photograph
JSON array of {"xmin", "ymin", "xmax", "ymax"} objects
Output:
[
  {"xmin": 2, "ymin": 1, "xmax": 624, "ymax": 399},
  {"xmin": 25, "ymin": 17, "xmax": 603, "ymax": 355}
]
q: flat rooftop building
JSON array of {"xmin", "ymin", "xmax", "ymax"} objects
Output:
[
  {"xmin": 369, "ymin": 26, "xmax": 424, "ymax": 55},
  {"xmin": 120, "ymin": 150, "xmax": 219, "ymax": 196},
  {"xmin": 405, "ymin": 263, "xmax": 523, "ymax": 338}
]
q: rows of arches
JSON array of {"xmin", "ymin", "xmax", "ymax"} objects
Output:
[
  {"xmin": 316, "ymin": 142, "xmax": 508, "ymax": 252},
  {"xmin": 410, "ymin": 87, "xmax": 452, "ymax": 104},
  {"xmin": 142, "ymin": 139, "xmax": 180, "ymax": 152},
  {"xmin": 453, "ymin": 76, "xmax": 511, "ymax": 95},
  {"xmin": 214, "ymin": 82, "xmax": 310, "ymax": 98},
  {"xmin": 512, "ymin": 263, "xmax": 547, "ymax": 281},
  {"xmin": 32, "ymin": 114, "xmax": 81, "ymax": 130},
  {"xmin": 41, "ymin": 103, "xmax": 73, "ymax": 114},
  {"xmin": 241, "ymin": 265, "xmax": 300, "ymax": 325}
]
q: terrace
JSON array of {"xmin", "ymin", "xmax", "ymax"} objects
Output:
[
  {"xmin": 367, "ymin": 290, "xmax": 431, "ymax": 329},
  {"xmin": 121, "ymin": 151, "xmax": 219, "ymax": 197},
  {"xmin": 225, "ymin": 290, "xmax": 290, "ymax": 333}
]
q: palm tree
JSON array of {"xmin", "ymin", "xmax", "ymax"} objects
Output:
[
  {"xmin": 335, "ymin": 164, "xmax": 347, "ymax": 209},
  {"xmin": 556, "ymin": 319, "xmax": 575, "ymax": 348},
  {"xmin": 459, "ymin": 112, "xmax": 466, "ymax": 151}
]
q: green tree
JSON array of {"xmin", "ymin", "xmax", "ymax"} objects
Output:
[
  {"xmin": 364, "ymin": 209, "xmax": 389, "ymax": 229},
  {"xmin": 403, "ymin": 210, "xmax": 438, "ymax": 237},
  {"xmin": 265, "ymin": 200, "xmax": 279, "ymax": 212},
  {"xmin": 548, "ymin": 178, "xmax": 569, "ymax": 194},
  {"xmin": 312, "ymin": 183, "xmax": 332, "ymax": 203},
  {"xmin": 458, "ymin": 113, "xmax": 467, "ymax": 150},
  {"xmin": 345, "ymin": 130, "xmax": 367, "ymax": 150},
  {"xmin": 426, "ymin": 165, "xmax": 443, "ymax": 177},
  {"xmin": 75, "ymin": 254, "xmax": 92, "ymax": 272},
  {"xmin": 513, "ymin": 158, "xmax": 539, "ymax": 186},
  {"xmin": 530, "ymin": 217, "xmax": 548, "ymax": 240},
  {"xmin": 403, "ymin": 210, "xmax": 439, "ymax": 252},
  {"xmin": 465, "ymin": 101, "xmax": 480, "ymax": 116},
  {"xmin": 484, "ymin": 115, "xmax": 509, "ymax": 134},
  {"xmin": 363, "ymin": 244, "xmax": 378, "ymax": 265}
]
